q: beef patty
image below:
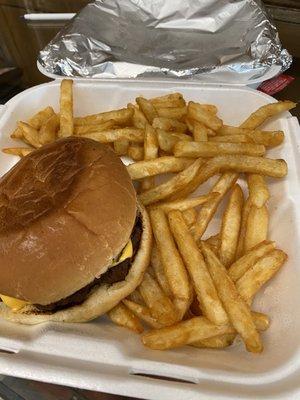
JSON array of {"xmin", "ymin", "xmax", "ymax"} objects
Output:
[{"xmin": 34, "ymin": 214, "xmax": 143, "ymax": 313}]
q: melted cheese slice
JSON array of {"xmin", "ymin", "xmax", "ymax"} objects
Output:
[
  {"xmin": 0, "ymin": 295, "xmax": 28, "ymax": 312},
  {"xmin": 0, "ymin": 239, "xmax": 133, "ymax": 312}
]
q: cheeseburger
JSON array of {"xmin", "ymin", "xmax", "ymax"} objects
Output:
[{"xmin": 0, "ymin": 137, "xmax": 152, "ymax": 324}]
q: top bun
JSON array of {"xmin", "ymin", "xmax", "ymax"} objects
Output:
[{"xmin": 0, "ymin": 137, "xmax": 137, "ymax": 305}]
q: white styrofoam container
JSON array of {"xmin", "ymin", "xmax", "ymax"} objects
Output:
[{"xmin": 0, "ymin": 80, "xmax": 299, "ymax": 400}]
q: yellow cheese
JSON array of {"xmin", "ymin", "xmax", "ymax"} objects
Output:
[
  {"xmin": 0, "ymin": 294, "xmax": 28, "ymax": 312},
  {"xmin": 0, "ymin": 240, "xmax": 133, "ymax": 312}
]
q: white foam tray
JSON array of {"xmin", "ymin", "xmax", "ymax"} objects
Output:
[{"xmin": 0, "ymin": 81, "xmax": 299, "ymax": 400}]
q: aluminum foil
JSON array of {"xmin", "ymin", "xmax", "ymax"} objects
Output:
[{"xmin": 38, "ymin": 0, "xmax": 292, "ymax": 84}]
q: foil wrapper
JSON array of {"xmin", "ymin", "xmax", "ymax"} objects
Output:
[{"xmin": 38, "ymin": 0, "xmax": 292, "ymax": 84}]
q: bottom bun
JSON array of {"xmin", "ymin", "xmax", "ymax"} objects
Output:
[{"xmin": 0, "ymin": 203, "xmax": 152, "ymax": 325}]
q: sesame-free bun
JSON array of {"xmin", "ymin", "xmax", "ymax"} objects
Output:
[
  {"xmin": 0, "ymin": 202, "xmax": 152, "ymax": 324},
  {"xmin": 0, "ymin": 137, "xmax": 140, "ymax": 305}
]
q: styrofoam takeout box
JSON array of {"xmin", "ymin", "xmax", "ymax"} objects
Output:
[{"xmin": 0, "ymin": 80, "xmax": 299, "ymax": 400}]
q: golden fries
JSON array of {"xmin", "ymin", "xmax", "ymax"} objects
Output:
[
  {"xmin": 244, "ymin": 205, "xmax": 268, "ymax": 252},
  {"xmin": 127, "ymin": 156, "xmax": 192, "ymax": 180},
  {"xmin": 157, "ymin": 130, "xmax": 192, "ymax": 152},
  {"xmin": 157, "ymin": 193, "xmax": 216, "ymax": 213},
  {"xmin": 107, "ymin": 303, "xmax": 144, "ymax": 333},
  {"xmin": 247, "ymin": 174, "xmax": 270, "ymax": 208},
  {"xmin": 59, "ymin": 79, "xmax": 73, "ymax": 137},
  {"xmin": 136, "ymin": 97, "xmax": 158, "ymax": 124},
  {"xmin": 74, "ymin": 120, "xmax": 117, "ymax": 135},
  {"xmin": 82, "ymin": 128, "xmax": 144, "ymax": 143},
  {"xmin": 139, "ymin": 158, "xmax": 204, "ymax": 205},
  {"xmin": 39, "ymin": 114, "xmax": 59, "ymax": 145},
  {"xmin": 139, "ymin": 272, "xmax": 178, "ymax": 326},
  {"xmin": 141, "ymin": 125, "xmax": 159, "ymax": 190},
  {"xmin": 127, "ymin": 143, "xmax": 144, "ymax": 161},
  {"xmin": 194, "ymin": 173, "xmax": 238, "ymax": 240},
  {"xmin": 236, "ymin": 198, "xmax": 252, "ymax": 259},
  {"xmin": 151, "ymin": 245, "xmax": 172, "ymax": 297},
  {"xmin": 228, "ymin": 241, "xmax": 276, "ymax": 282},
  {"xmin": 192, "ymin": 121, "xmax": 209, "ymax": 142},
  {"xmin": 152, "ymin": 117, "xmax": 187, "ymax": 133},
  {"xmin": 191, "ymin": 333, "xmax": 236, "ymax": 349},
  {"xmin": 168, "ymin": 210, "xmax": 228, "ymax": 325},
  {"xmin": 182, "ymin": 208, "xmax": 197, "ymax": 227},
  {"xmin": 240, "ymin": 101, "xmax": 296, "ymax": 129},
  {"xmin": 219, "ymin": 185, "xmax": 244, "ymax": 268},
  {"xmin": 75, "ymin": 108, "xmax": 133, "ymax": 126},
  {"xmin": 210, "ymin": 134, "xmax": 250, "ymax": 143},
  {"xmin": 236, "ymin": 249, "xmax": 287, "ymax": 305},
  {"xmin": 18, "ymin": 122, "xmax": 40, "ymax": 148},
  {"xmin": 150, "ymin": 93, "xmax": 186, "ymax": 108},
  {"xmin": 2, "ymin": 147, "xmax": 33, "ymax": 157},
  {"xmin": 123, "ymin": 299, "xmax": 163, "ymax": 329},
  {"xmin": 188, "ymin": 101, "xmax": 223, "ymax": 131},
  {"xmin": 11, "ymin": 106, "xmax": 55, "ymax": 139},
  {"xmin": 174, "ymin": 141, "xmax": 266, "ymax": 158},
  {"xmin": 200, "ymin": 242, "xmax": 263, "ymax": 353},
  {"xmin": 114, "ymin": 139, "xmax": 129, "ymax": 156},
  {"xmin": 142, "ymin": 316, "xmax": 234, "ymax": 350},
  {"xmin": 149, "ymin": 208, "xmax": 191, "ymax": 319},
  {"xmin": 156, "ymin": 106, "xmax": 187, "ymax": 120},
  {"xmin": 127, "ymin": 103, "xmax": 148, "ymax": 129}
]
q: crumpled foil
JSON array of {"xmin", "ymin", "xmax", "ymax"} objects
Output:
[{"xmin": 38, "ymin": 0, "xmax": 292, "ymax": 84}]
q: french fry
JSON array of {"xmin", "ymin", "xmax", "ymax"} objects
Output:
[
  {"xmin": 186, "ymin": 117, "xmax": 215, "ymax": 137},
  {"xmin": 39, "ymin": 113, "xmax": 59, "ymax": 145},
  {"xmin": 75, "ymin": 108, "xmax": 133, "ymax": 126},
  {"xmin": 239, "ymin": 101, "xmax": 296, "ymax": 129},
  {"xmin": 82, "ymin": 128, "xmax": 144, "ymax": 143},
  {"xmin": 18, "ymin": 122, "xmax": 40, "ymax": 148},
  {"xmin": 150, "ymin": 93, "xmax": 186, "ymax": 108},
  {"xmin": 157, "ymin": 129, "xmax": 192, "ymax": 152},
  {"xmin": 142, "ymin": 316, "xmax": 234, "ymax": 350},
  {"xmin": 191, "ymin": 334, "xmax": 236, "ymax": 349},
  {"xmin": 136, "ymin": 97, "xmax": 158, "ymax": 124},
  {"xmin": 188, "ymin": 101, "xmax": 223, "ymax": 131},
  {"xmin": 59, "ymin": 79, "xmax": 73, "ymax": 137},
  {"xmin": 141, "ymin": 125, "xmax": 159, "ymax": 190},
  {"xmin": 152, "ymin": 117, "xmax": 187, "ymax": 133},
  {"xmin": 114, "ymin": 140, "xmax": 129, "ymax": 156},
  {"xmin": 209, "ymin": 135, "xmax": 250, "ymax": 143},
  {"xmin": 107, "ymin": 303, "xmax": 144, "ymax": 333},
  {"xmin": 157, "ymin": 193, "xmax": 217, "ymax": 213},
  {"xmin": 209, "ymin": 155, "xmax": 287, "ymax": 178},
  {"xmin": 228, "ymin": 241, "xmax": 276, "ymax": 282},
  {"xmin": 205, "ymin": 234, "xmax": 220, "ymax": 249},
  {"xmin": 149, "ymin": 208, "xmax": 191, "ymax": 319},
  {"xmin": 247, "ymin": 174, "xmax": 270, "ymax": 208},
  {"xmin": 74, "ymin": 120, "xmax": 117, "ymax": 135},
  {"xmin": 2, "ymin": 147, "xmax": 33, "ymax": 157},
  {"xmin": 127, "ymin": 156, "xmax": 192, "ymax": 180},
  {"xmin": 168, "ymin": 210, "xmax": 228, "ymax": 325},
  {"xmin": 123, "ymin": 299, "xmax": 163, "ymax": 329},
  {"xmin": 127, "ymin": 143, "xmax": 144, "ymax": 161},
  {"xmin": 219, "ymin": 184, "xmax": 244, "ymax": 268},
  {"xmin": 151, "ymin": 244, "xmax": 172, "ymax": 297},
  {"xmin": 193, "ymin": 121, "xmax": 208, "ymax": 142},
  {"xmin": 156, "ymin": 106, "xmax": 187, "ymax": 120},
  {"xmin": 244, "ymin": 205, "xmax": 268, "ymax": 252},
  {"xmin": 139, "ymin": 158, "xmax": 204, "ymax": 205},
  {"xmin": 12, "ymin": 106, "xmax": 55, "ymax": 139},
  {"xmin": 236, "ymin": 249, "xmax": 287, "ymax": 305},
  {"xmin": 127, "ymin": 103, "xmax": 148, "ymax": 129},
  {"xmin": 139, "ymin": 272, "xmax": 178, "ymax": 326},
  {"xmin": 194, "ymin": 173, "xmax": 238, "ymax": 240},
  {"xmin": 200, "ymin": 242, "xmax": 263, "ymax": 353},
  {"xmin": 236, "ymin": 198, "xmax": 252, "ymax": 259},
  {"xmin": 182, "ymin": 208, "xmax": 197, "ymax": 227},
  {"xmin": 218, "ymin": 126, "xmax": 285, "ymax": 148},
  {"xmin": 173, "ymin": 141, "xmax": 266, "ymax": 158},
  {"xmin": 191, "ymin": 311, "xmax": 270, "ymax": 349}
]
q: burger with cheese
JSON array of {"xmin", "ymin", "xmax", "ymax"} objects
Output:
[{"xmin": 0, "ymin": 137, "xmax": 152, "ymax": 324}]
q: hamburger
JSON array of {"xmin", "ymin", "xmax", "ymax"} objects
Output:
[{"xmin": 0, "ymin": 137, "xmax": 152, "ymax": 324}]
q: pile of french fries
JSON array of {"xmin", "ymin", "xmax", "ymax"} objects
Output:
[{"xmin": 5, "ymin": 80, "xmax": 296, "ymax": 354}]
